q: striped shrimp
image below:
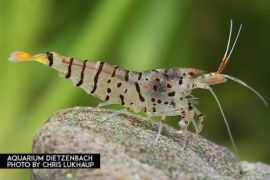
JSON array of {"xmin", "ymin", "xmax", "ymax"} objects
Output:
[{"xmin": 9, "ymin": 21, "xmax": 267, "ymax": 155}]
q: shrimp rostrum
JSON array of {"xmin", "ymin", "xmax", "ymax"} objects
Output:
[{"xmin": 9, "ymin": 20, "xmax": 267, "ymax": 154}]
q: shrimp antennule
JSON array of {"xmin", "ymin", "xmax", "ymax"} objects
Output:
[{"xmin": 217, "ymin": 20, "xmax": 242, "ymax": 74}]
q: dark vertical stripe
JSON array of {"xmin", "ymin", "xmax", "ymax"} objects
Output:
[
  {"xmin": 119, "ymin": 94, "xmax": 125, "ymax": 105},
  {"xmin": 138, "ymin": 72, "xmax": 142, "ymax": 81},
  {"xmin": 76, "ymin": 60, "xmax": 87, "ymax": 86},
  {"xmin": 124, "ymin": 70, "xmax": 129, "ymax": 82},
  {"xmin": 135, "ymin": 82, "xmax": 145, "ymax": 102},
  {"xmin": 91, "ymin": 61, "xmax": 104, "ymax": 94},
  {"xmin": 46, "ymin": 52, "xmax": 53, "ymax": 66},
  {"xmin": 111, "ymin": 65, "xmax": 118, "ymax": 77},
  {"xmin": 65, "ymin": 58, "xmax": 74, "ymax": 79}
]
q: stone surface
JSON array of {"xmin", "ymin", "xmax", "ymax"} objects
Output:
[{"xmin": 31, "ymin": 107, "xmax": 270, "ymax": 180}]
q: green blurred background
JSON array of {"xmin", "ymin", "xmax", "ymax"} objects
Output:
[{"xmin": 0, "ymin": 0, "xmax": 269, "ymax": 179}]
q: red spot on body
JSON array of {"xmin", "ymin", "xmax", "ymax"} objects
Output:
[
  {"xmin": 117, "ymin": 83, "xmax": 122, "ymax": 87},
  {"xmin": 189, "ymin": 71, "xmax": 195, "ymax": 77},
  {"xmin": 168, "ymin": 91, "xmax": 175, "ymax": 97},
  {"xmin": 107, "ymin": 88, "xmax": 111, "ymax": 93},
  {"xmin": 153, "ymin": 85, "xmax": 157, "ymax": 91}
]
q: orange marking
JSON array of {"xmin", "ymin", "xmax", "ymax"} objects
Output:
[{"xmin": 206, "ymin": 74, "xmax": 225, "ymax": 84}]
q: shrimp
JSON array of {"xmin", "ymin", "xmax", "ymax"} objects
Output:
[{"xmin": 9, "ymin": 20, "xmax": 267, "ymax": 157}]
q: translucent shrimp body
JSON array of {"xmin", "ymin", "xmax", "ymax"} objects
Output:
[
  {"xmin": 9, "ymin": 51, "xmax": 203, "ymax": 116},
  {"xmin": 9, "ymin": 21, "xmax": 267, "ymax": 158}
]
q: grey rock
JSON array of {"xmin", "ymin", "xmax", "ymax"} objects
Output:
[{"xmin": 31, "ymin": 107, "xmax": 270, "ymax": 180}]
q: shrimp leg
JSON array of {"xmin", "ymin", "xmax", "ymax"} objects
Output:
[
  {"xmin": 150, "ymin": 115, "xmax": 166, "ymax": 145},
  {"xmin": 176, "ymin": 108, "xmax": 195, "ymax": 147},
  {"xmin": 192, "ymin": 105, "xmax": 204, "ymax": 134},
  {"xmin": 101, "ymin": 109, "xmax": 127, "ymax": 122},
  {"xmin": 98, "ymin": 102, "xmax": 127, "ymax": 122}
]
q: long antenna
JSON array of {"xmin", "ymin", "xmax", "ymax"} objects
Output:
[
  {"xmin": 224, "ymin": 74, "xmax": 268, "ymax": 106},
  {"xmin": 208, "ymin": 87, "xmax": 239, "ymax": 159}
]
